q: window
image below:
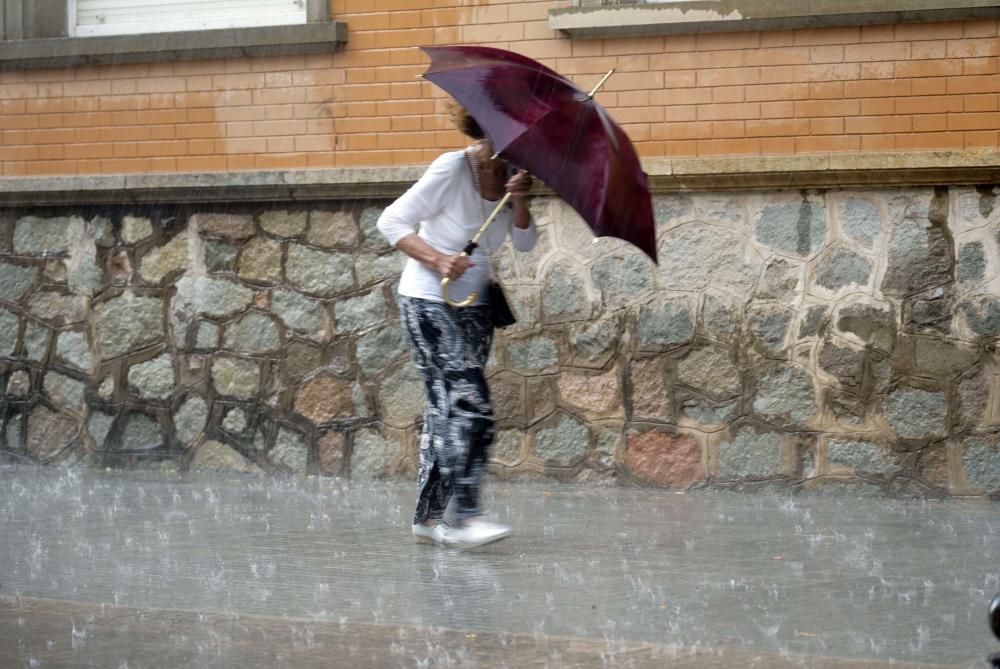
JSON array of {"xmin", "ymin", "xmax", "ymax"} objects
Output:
[
  {"xmin": 69, "ymin": 0, "xmax": 308, "ymax": 38},
  {"xmin": 0, "ymin": 0, "xmax": 344, "ymax": 70}
]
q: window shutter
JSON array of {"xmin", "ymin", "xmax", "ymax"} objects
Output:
[{"xmin": 73, "ymin": 0, "xmax": 308, "ymax": 37}]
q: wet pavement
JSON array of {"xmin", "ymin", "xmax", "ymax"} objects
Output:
[{"xmin": 1, "ymin": 466, "xmax": 997, "ymax": 668}]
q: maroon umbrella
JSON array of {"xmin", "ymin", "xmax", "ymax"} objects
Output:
[{"xmin": 420, "ymin": 45, "xmax": 657, "ymax": 263}]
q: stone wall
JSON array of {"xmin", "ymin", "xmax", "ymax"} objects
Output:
[{"xmin": 1, "ymin": 186, "xmax": 999, "ymax": 496}]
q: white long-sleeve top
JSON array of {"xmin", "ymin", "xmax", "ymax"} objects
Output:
[{"xmin": 377, "ymin": 150, "xmax": 537, "ymax": 305}]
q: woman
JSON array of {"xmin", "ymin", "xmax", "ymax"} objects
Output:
[{"xmin": 376, "ymin": 106, "xmax": 536, "ymax": 549}]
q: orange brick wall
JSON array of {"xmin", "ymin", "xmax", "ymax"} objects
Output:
[{"xmin": 1, "ymin": 1, "xmax": 998, "ymax": 176}]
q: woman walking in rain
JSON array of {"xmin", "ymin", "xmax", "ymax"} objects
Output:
[{"xmin": 376, "ymin": 106, "xmax": 536, "ymax": 549}]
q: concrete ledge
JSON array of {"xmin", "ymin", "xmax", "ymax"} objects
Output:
[
  {"xmin": 0, "ymin": 151, "xmax": 997, "ymax": 206},
  {"xmin": 550, "ymin": 0, "xmax": 1000, "ymax": 38},
  {"xmin": 0, "ymin": 22, "xmax": 347, "ymax": 70}
]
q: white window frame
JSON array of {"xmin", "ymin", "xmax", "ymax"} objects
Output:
[{"xmin": 68, "ymin": 0, "xmax": 308, "ymax": 38}]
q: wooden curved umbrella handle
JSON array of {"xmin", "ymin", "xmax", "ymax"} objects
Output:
[{"xmin": 441, "ymin": 251, "xmax": 477, "ymax": 307}]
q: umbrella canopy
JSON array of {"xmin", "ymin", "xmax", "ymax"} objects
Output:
[{"xmin": 420, "ymin": 45, "xmax": 657, "ymax": 263}]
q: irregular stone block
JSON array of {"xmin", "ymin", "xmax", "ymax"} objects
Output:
[
  {"xmin": 359, "ymin": 206, "xmax": 391, "ymax": 251},
  {"xmin": 317, "ymin": 430, "xmax": 346, "ymax": 475},
  {"xmin": 962, "ymin": 436, "xmax": 1000, "ymax": 492},
  {"xmin": 205, "ymin": 239, "xmax": 237, "ymax": 273},
  {"xmin": 356, "ymin": 252, "xmax": 403, "ymax": 287},
  {"xmin": 660, "ymin": 223, "xmax": 760, "ymax": 294},
  {"xmin": 591, "ymin": 253, "xmax": 652, "ymax": 305},
  {"xmin": 836, "ymin": 303, "xmax": 894, "ymax": 353},
  {"xmin": 814, "ymin": 247, "xmax": 871, "ymax": 291},
  {"xmin": 26, "ymin": 405, "xmax": 77, "ymax": 460},
  {"xmin": 194, "ymin": 321, "xmax": 219, "ymax": 349},
  {"xmin": 818, "ymin": 341, "xmax": 864, "ymax": 388},
  {"xmin": 67, "ymin": 241, "xmax": 102, "ymax": 297},
  {"xmin": 653, "ymin": 193, "xmax": 694, "ymax": 229},
  {"xmin": 356, "ymin": 325, "xmax": 407, "ymax": 375},
  {"xmin": 961, "ymin": 295, "xmax": 1000, "ymax": 338},
  {"xmin": 533, "ymin": 412, "xmax": 589, "ymax": 465},
  {"xmin": 837, "ymin": 197, "xmax": 882, "ymax": 248},
  {"xmin": 28, "ymin": 291, "xmax": 85, "ymax": 324},
  {"xmin": 121, "ymin": 215, "xmax": 153, "ymax": 244},
  {"xmin": 286, "ymin": 244, "xmax": 355, "ymax": 295},
  {"xmin": 565, "ymin": 319, "xmax": 616, "ymax": 365},
  {"xmin": 637, "ymin": 298, "xmax": 693, "ymax": 349},
  {"xmin": 625, "ymin": 428, "xmax": 704, "ymax": 487},
  {"xmin": 87, "ymin": 411, "xmax": 115, "ymax": 450},
  {"xmin": 222, "ymin": 408, "xmax": 247, "ymax": 433},
  {"xmin": 23, "ymin": 322, "xmax": 51, "ymax": 362},
  {"xmin": 259, "ymin": 210, "xmax": 307, "ymax": 238},
  {"xmin": 754, "ymin": 200, "xmax": 827, "ymax": 256},
  {"xmin": 191, "ymin": 212, "xmax": 254, "ymax": 240},
  {"xmin": 629, "ymin": 357, "xmax": 671, "ymax": 422},
  {"xmin": 752, "ymin": 364, "xmax": 815, "ymax": 427},
  {"xmin": 211, "ymin": 357, "xmax": 260, "ymax": 398},
  {"xmin": 378, "ymin": 365, "xmax": 426, "ymax": 427},
  {"xmin": 139, "ymin": 231, "xmax": 189, "ymax": 284},
  {"xmin": 270, "ymin": 428, "xmax": 309, "ymax": 474},
  {"xmin": 334, "ymin": 289, "xmax": 387, "ymax": 333},
  {"xmin": 6, "ymin": 369, "xmax": 31, "ymax": 398},
  {"xmin": 913, "ymin": 337, "xmax": 978, "ymax": 378},
  {"xmin": 883, "ymin": 386, "xmax": 947, "ymax": 440},
  {"xmin": 13, "ymin": 215, "xmax": 84, "ymax": 255},
  {"xmin": 272, "ymin": 288, "xmax": 326, "ymax": 335},
  {"xmin": 307, "ymin": 210, "xmax": 360, "ymax": 248},
  {"xmin": 0, "ymin": 261, "xmax": 39, "ymax": 301},
  {"xmin": 127, "ymin": 354, "xmax": 175, "ymax": 400},
  {"xmin": 508, "ymin": 336, "xmax": 558, "ymax": 371},
  {"xmin": 957, "ymin": 241, "xmax": 986, "ymax": 282},
  {"xmin": 192, "ymin": 440, "xmax": 261, "ymax": 474},
  {"xmin": 55, "ymin": 330, "xmax": 93, "ymax": 372},
  {"xmin": 174, "ymin": 394, "xmax": 208, "ymax": 445},
  {"xmin": 0, "ymin": 309, "xmax": 20, "ymax": 356},
  {"xmin": 756, "ymin": 257, "xmax": 799, "ymax": 299},
  {"xmin": 798, "ymin": 304, "xmax": 829, "ymax": 339},
  {"xmin": 557, "ymin": 364, "xmax": 622, "ymax": 419},
  {"xmin": 294, "ymin": 372, "xmax": 356, "ymax": 424},
  {"xmin": 285, "ymin": 339, "xmax": 323, "ymax": 382},
  {"xmin": 171, "ymin": 276, "xmax": 253, "ymax": 332},
  {"xmin": 748, "ymin": 305, "xmax": 792, "ymax": 355},
  {"xmin": 956, "ymin": 370, "xmax": 988, "ymax": 431},
  {"xmin": 678, "ymin": 344, "xmax": 740, "ymax": 398},
  {"xmin": 350, "ymin": 427, "xmax": 401, "ymax": 479},
  {"xmin": 223, "ymin": 311, "xmax": 281, "ymax": 354},
  {"xmin": 95, "ymin": 292, "xmax": 164, "ymax": 360},
  {"xmin": 718, "ymin": 428, "xmax": 783, "ymax": 479},
  {"xmin": 680, "ymin": 396, "xmax": 737, "ymax": 426},
  {"xmin": 543, "ymin": 261, "xmax": 590, "ymax": 320},
  {"xmin": 827, "ymin": 439, "xmax": 898, "ymax": 476},
  {"xmin": 491, "ymin": 429, "xmax": 523, "ymax": 464},
  {"xmin": 118, "ymin": 413, "xmax": 163, "ymax": 451},
  {"xmin": 701, "ymin": 293, "xmax": 741, "ymax": 341},
  {"xmin": 237, "ymin": 237, "xmax": 283, "ymax": 283},
  {"xmin": 881, "ymin": 218, "xmax": 952, "ymax": 297},
  {"xmin": 43, "ymin": 371, "xmax": 86, "ymax": 412}
]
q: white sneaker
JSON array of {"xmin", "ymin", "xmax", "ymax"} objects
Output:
[
  {"xmin": 438, "ymin": 519, "xmax": 511, "ymax": 549},
  {"xmin": 411, "ymin": 522, "xmax": 440, "ymax": 544}
]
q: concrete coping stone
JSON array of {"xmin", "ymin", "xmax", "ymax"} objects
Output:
[
  {"xmin": 551, "ymin": 1, "xmax": 1000, "ymax": 39},
  {"xmin": 0, "ymin": 150, "xmax": 997, "ymax": 206}
]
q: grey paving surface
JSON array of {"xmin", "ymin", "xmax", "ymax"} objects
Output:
[{"xmin": 0, "ymin": 465, "xmax": 998, "ymax": 668}]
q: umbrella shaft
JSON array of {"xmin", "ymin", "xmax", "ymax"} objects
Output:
[{"xmin": 470, "ymin": 192, "xmax": 512, "ymax": 246}]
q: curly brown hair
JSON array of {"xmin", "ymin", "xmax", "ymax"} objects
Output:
[{"xmin": 447, "ymin": 101, "xmax": 485, "ymax": 140}]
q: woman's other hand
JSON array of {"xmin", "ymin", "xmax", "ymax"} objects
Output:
[
  {"xmin": 506, "ymin": 170, "xmax": 533, "ymax": 199},
  {"xmin": 435, "ymin": 253, "xmax": 473, "ymax": 280}
]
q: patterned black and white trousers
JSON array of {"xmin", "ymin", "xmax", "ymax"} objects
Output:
[{"xmin": 398, "ymin": 295, "xmax": 495, "ymax": 525}]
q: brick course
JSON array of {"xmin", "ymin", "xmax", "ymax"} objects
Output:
[{"xmin": 0, "ymin": 2, "xmax": 997, "ymax": 175}]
